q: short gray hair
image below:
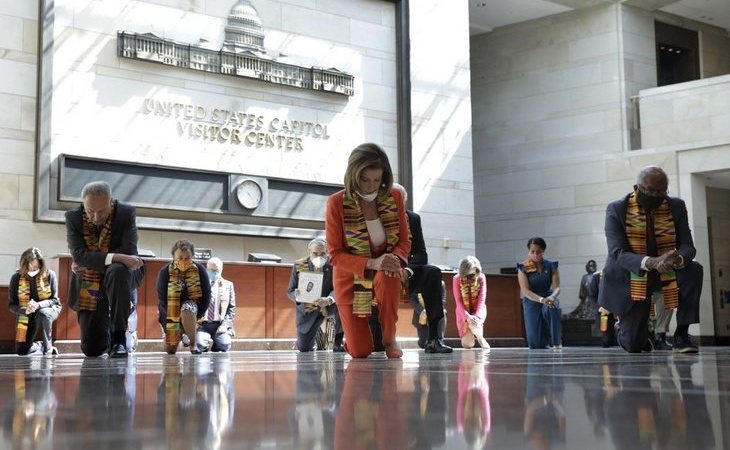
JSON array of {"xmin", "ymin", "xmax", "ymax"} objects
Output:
[
  {"xmin": 207, "ymin": 257, "xmax": 223, "ymax": 272},
  {"xmin": 392, "ymin": 183, "xmax": 407, "ymax": 203},
  {"xmin": 636, "ymin": 166, "xmax": 666, "ymax": 185},
  {"xmin": 308, "ymin": 237, "xmax": 326, "ymax": 250},
  {"xmin": 458, "ymin": 255, "xmax": 482, "ymax": 277},
  {"xmin": 81, "ymin": 181, "xmax": 112, "ymax": 199}
]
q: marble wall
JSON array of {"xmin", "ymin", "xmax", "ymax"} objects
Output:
[
  {"xmin": 0, "ymin": 0, "xmax": 474, "ymax": 279},
  {"xmin": 470, "ymin": 2, "xmax": 729, "ymax": 324}
]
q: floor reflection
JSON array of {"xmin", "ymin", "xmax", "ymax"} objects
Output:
[
  {"xmin": 158, "ymin": 355, "xmax": 235, "ymax": 450},
  {"xmin": 3, "ymin": 358, "xmax": 57, "ymax": 449},
  {"xmin": 0, "ymin": 349, "xmax": 727, "ymax": 449},
  {"xmin": 457, "ymin": 353, "xmax": 491, "ymax": 449},
  {"xmin": 523, "ymin": 354, "xmax": 565, "ymax": 449},
  {"xmin": 592, "ymin": 359, "xmax": 716, "ymax": 450},
  {"xmin": 291, "ymin": 354, "xmax": 342, "ymax": 449},
  {"xmin": 72, "ymin": 358, "xmax": 138, "ymax": 447}
]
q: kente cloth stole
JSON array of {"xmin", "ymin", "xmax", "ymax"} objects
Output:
[
  {"xmin": 165, "ymin": 262, "xmax": 203, "ymax": 347},
  {"xmin": 294, "ymin": 257, "xmax": 309, "ymax": 273},
  {"xmin": 459, "ymin": 277, "xmax": 479, "ymax": 314},
  {"xmin": 521, "ymin": 258, "xmax": 538, "ymax": 274},
  {"xmin": 15, "ymin": 273, "xmax": 52, "ymax": 343},
  {"xmin": 78, "ymin": 202, "xmax": 116, "ymax": 311},
  {"xmin": 343, "ymin": 192, "xmax": 400, "ymax": 317},
  {"xmin": 626, "ymin": 191, "xmax": 679, "ymax": 309}
]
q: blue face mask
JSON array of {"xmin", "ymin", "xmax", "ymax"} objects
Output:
[{"xmin": 207, "ymin": 269, "xmax": 219, "ymax": 281}]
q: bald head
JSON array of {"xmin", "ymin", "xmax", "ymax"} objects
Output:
[{"xmin": 635, "ymin": 166, "xmax": 668, "ymax": 198}]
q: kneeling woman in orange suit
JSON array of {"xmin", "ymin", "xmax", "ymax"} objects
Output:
[{"xmin": 325, "ymin": 143, "xmax": 411, "ymax": 358}]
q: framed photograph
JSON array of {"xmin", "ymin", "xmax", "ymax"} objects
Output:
[{"xmin": 297, "ymin": 272, "xmax": 324, "ymax": 303}]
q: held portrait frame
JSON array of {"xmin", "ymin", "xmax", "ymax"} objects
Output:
[{"xmin": 296, "ymin": 271, "xmax": 325, "ymax": 304}]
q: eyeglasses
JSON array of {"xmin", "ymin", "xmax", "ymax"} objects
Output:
[{"xmin": 466, "ymin": 273, "xmax": 478, "ymax": 280}]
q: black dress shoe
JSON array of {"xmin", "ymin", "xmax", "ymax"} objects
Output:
[
  {"xmin": 109, "ymin": 343, "xmax": 128, "ymax": 358},
  {"xmin": 424, "ymin": 339, "xmax": 453, "ymax": 354},
  {"xmin": 332, "ymin": 343, "xmax": 345, "ymax": 353},
  {"xmin": 642, "ymin": 338, "xmax": 653, "ymax": 352},
  {"xmin": 673, "ymin": 336, "xmax": 699, "ymax": 354},
  {"xmin": 653, "ymin": 333, "xmax": 673, "ymax": 351}
]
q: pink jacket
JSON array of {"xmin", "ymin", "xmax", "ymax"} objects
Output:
[{"xmin": 453, "ymin": 273, "xmax": 487, "ymax": 337}]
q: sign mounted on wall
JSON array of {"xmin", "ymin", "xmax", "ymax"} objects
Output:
[
  {"xmin": 36, "ymin": 0, "xmax": 400, "ymax": 240},
  {"xmin": 141, "ymin": 98, "xmax": 330, "ymax": 150},
  {"xmin": 117, "ymin": 0, "xmax": 354, "ymax": 96}
]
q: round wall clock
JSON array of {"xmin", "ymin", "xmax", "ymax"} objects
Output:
[{"xmin": 236, "ymin": 179, "xmax": 263, "ymax": 209}]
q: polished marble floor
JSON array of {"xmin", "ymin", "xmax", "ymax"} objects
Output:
[{"xmin": 0, "ymin": 347, "xmax": 728, "ymax": 449}]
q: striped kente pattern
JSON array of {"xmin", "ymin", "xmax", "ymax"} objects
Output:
[
  {"xmin": 15, "ymin": 273, "xmax": 52, "ymax": 343},
  {"xmin": 78, "ymin": 203, "xmax": 116, "ymax": 311},
  {"xmin": 165, "ymin": 262, "xmax": 203, "ymax": 347},
  {"xmin": 626, "ymin": 191, "xmax": 678, "ymax": 310},
  {"xmin": 343, "ymin": 191, "xmax": 400, "ymax": 317}
]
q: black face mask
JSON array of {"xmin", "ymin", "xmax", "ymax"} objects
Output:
[{"xmin": 636, "ymin": 189, "xmax": 665, "ymax": 211}]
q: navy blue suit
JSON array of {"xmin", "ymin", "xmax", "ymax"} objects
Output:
[
  {"xmin": 406, "ymin": 210, "xmax": 446, "ymax": 346},
  {"xmin": 65, "ymin": 200, "xmax": 144, "ymax": 356},
  {"xmin": 598, "ymin": 194, "xmax": 702, "ymax": 352}
]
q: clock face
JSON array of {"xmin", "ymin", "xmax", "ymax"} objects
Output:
[{"xmin": 236, "ymin": 179, "xmax": 263, "ymax": 209}]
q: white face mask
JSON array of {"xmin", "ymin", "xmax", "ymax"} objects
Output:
[
  {"xmin": 27, "ymin": 270, "xmax": 40, "ymax": 277},
  {"xmin": 357, "ymin": 191, "xmax": 378, "ymax": 202},
  {"xmin": 311, "ymin": 256, "xmax": 326, "ymax": 269}
]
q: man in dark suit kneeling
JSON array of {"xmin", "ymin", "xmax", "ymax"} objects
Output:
[
  {"xmin": 66, "ymin": 181, "xmax": 145, "ymax": 357},
  {"xmin": 598, "ymin": 166, "xmax": 702, "ymax": 354},
  {"xmin": 394, "ymin": 184, "xmax": 452, "ymax": 353}
]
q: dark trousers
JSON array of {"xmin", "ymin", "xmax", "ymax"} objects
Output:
[
  {"xmin": 297, "ymin": 304, "xmax": 343, "ymax": 352},
  {"xmin": 409, "ymin": 265, "xmax": 446, "ymax": 341},
  {"xmin": 16, "ymin": 305, "xmax": 61, "ymax": 355},
  {"xmin": 617, "ymin": 261, "xmax": 703, "ymax": 353},
  {"xmin": 77, "ymin": 263, "xmax": 142, "ymax": 357},
  {"xmin": 416, "ymin": 318, "xmax": 445, "ymax": 348},
  {"xmin": 368, "ymin": 306, "xmax": 385, "ymax": 352}
]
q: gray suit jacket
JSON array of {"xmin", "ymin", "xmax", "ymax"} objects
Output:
[
  {"xmin": 286, "ymin": 258, "xmax": 335, "ymax": 334},
  {"xmin": 598, "ymin": 194, "xmax": 696, "ymax": 316},
  {"xmin": 65, "ymin": 200, "xmax": 141, "ymax": 311}
]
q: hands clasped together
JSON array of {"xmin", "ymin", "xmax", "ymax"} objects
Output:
[
  {"xmin": 646, "ymin": 249, "xmax": 682, "ymax": 274},
  {"xmin": 541, "ymin": 296, "xmax": 559, "ymax": 308},
  {"xmin": 24, "ymin": 299, "xmax": 40, "ymax": 314},
  {"xmin": 369, "ymin": 253, "xmax": 406, "ymax": 279}
]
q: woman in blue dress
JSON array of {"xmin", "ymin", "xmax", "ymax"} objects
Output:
[{"xmin": 517, "ymin": 237, "xmax": 562, "ymax": 349}]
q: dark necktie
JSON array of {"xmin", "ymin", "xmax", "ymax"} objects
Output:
[
  {"xmin": 206, "ymin": 283, "xmax": 218, "ymax": 322},
  {"xmin": 646, "ymin": 212, "xmax": 660, "ymax": 292}
]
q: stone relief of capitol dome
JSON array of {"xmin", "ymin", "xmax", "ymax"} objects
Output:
[{"xmin": 118, "ymin": 0, "xmax": 354, "ymax": 96}]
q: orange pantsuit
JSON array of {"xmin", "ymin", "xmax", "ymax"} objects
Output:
[{"xmin": 325, "ymin": 188, "xmax": 411, "ymax": 358}]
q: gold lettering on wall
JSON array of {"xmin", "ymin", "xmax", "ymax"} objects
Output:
[{"xmin": 143, "ymin": 98, "xmax": 328, "ymax": 150}]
